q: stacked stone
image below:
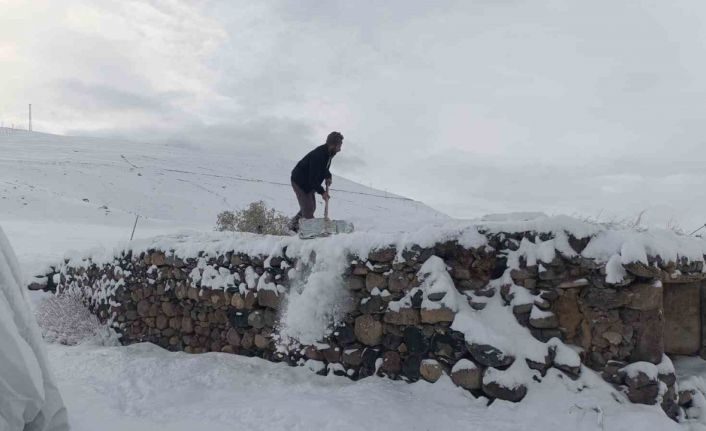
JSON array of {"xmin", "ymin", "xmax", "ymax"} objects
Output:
[
  {"xmin": 489, "ymin": 231, "xmax": 705, "ymax": 419},
  {"xmin": 334, "ymin": 243, "xmax": 494, "ymax": 389},
  {"xmin": 47, "ymin": 231, "xmax": 706, "ymax": 419},
  {"xmin": 59, "ymin": 249, "xmax": 292, "ymax": 360}
]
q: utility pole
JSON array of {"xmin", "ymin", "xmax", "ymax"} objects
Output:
[{"xmin": 28, "ymin": 104, "xmax": 32, "ymax": 132}]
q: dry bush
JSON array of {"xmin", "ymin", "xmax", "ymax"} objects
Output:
[
  {"xmin": 35, "ymin": 290, "xmax": 106, "ymax": 345},
  {"xmin": 216, "ymin": 201, "xmax": 291, "ymax": 235}
]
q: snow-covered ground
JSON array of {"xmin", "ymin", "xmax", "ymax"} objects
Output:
[
  {"xmin": 0, "ymin": 129, "xmax": 447, "ymax": 276},
  {"xmin": 3, "ymin": 129, "xmax": 706, "ymax": 430},
  {"xmin": 49, "ymin": 341, "xmax": 680, "ymax": 431}
]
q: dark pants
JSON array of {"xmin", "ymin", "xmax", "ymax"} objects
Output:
[{"xmin": 290, "ymin": 180, "xmax": 316, "ymax": 230}]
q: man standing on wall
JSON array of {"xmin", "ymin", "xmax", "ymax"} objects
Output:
[{"xmin": 289, "ymin": 131, "xmax": 343, "ymax": 232}]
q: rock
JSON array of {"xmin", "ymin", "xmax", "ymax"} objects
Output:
[
  {"xmin": 620, "ymin": 368, "xmax": 657, "ymax": 389},
  {"xmin": 230, "ymin": 254, "xmax": 246, "ymax": 266},
  {"xmin": 451, "ymin": 359, "xmax": 482, "ymax": 390},
  {"xmin": 411, "ymin": 290, "xmax": 424, "ymax": 307},
  {"xmin": 678, "ymin": 389, "xmax": 694, "ymax": 407},
  {"xmin": 137, "ymin": 299, "xmax": 150, "ymax": 317},
  {"xmin": 181, "ymin": 316, "xmax": 194, "ymax": 334},
  {"xmin": 453, "ymin": 267, "xmax": 471, "ymax": 280},
  {"xmin": 247, "ymin": 311, "xmax": 265, "ymax": 329},
  {"xmin": 161, "ymin": 301, "xmax": 177, "ymax": 317},
  {"xmin": 526, "ymin": 358, "xmax": 550, "ymax": 376},
  {"xmin": 469, "ymin": 301, "xmax": 487, "ymax": 310},
  {"xmin": 209, "ymin": 290, "xmax": 224, "ymax": 306},
  {"xmin": 554, "ymin": 289, "xmax": 583, "ymax": 344},
  {"xmin": 529, "ymin": 309, "xmax": 558, "ymax": 329},
  {"xmin": 150, "ymin": 251, "xmax": 166, "ymax": 266},
  {"xmin": 663, "ymin": 282, "xmax": 700, "ymax": 355},
  {"xmin": 602, "ymin": 360, "xmax": 627, "ymax": 385},
  {"xmin": 359, "ymin": 348, "xmax": 381, "ymax": 376},
  {"xmin": 342, "ymin": 349, "xmax": 364, "ymax": 367},
  {"xmin": 626, "ymin": 282, "xmax": 662, "ymax": 311},
  {"xmin": 602, "ymin": 331, "xmax": 622, "ymax": 345},
  {"xmin": 658, "ymin": 371, "xmax": 676, "ymax": 387},
  {"xmin": 538, "ymin": 267, "xmax": 563, "ymax": 281},
  {"xmin": 510, "ymin": 268, "xmax": 536, "ymax": 281},
  {"xmin": 427, "ymin": 292, "xmax": 447, "ymax": 301},
  {"xmin": 624, "ymin": 262, "xmax": 661, "ymax": 279},
  {"xmin": 227, "ymin": 310, "xmax": 250, "ymax": 329},
  {"xmin": 389, "ymin": 275, "xmax": 409, "ymax": 293},
  {"xmin": 550, "ymin": 342, "xmax": 581, "ymax": 379},
  {"xmin": 384, "ymin": 308, "xmax": 420, "ymax": 325},
  {"xmin": 226, "ymin": 328, "xmax": 241, "ymax": 346},
  {"xmin": 402, "ymin": 354, "xmax": 422, "ymax": 381},
  {"xmin": 230, "ymin": 293, "xmax": 245, "ymax": 308},
  {"xmin": 366, "ymin": 272, "xmax": 388, "ymax": 291},
  {"xmin": 240, "ymin": 331, "xmax": 254, "ymax": 349},
  {"xmin": 533, "ymin": 298, "xmax": 551, "ymax": 311},
  {"xmin": 467, "ymin": 343, "xmax": 514, "ymax": 369},
  {"xmin": 304, "ymin": 346, "xmax": 324, "ymax": 360},
  {"xmin": 631, "ymin": 309, "xmax": 664, "ymax": 363},
  {"xmin": 187, "ymin": 287, "xmax": 200, "ymax": 301},
  {"xmin": 333, "ymin": 324, "xmax": 356, "ymax": 345},
  {"xmin": 557, "ymin": 279, "xmax": 589, "ymax": 289},
  {"xmin": 352, "ymin": 265, "xmax": 368, "ymax": 276},
  {"xmin": 581, "ymin": 288, "xmax": 629, "ymax": 309},
  {"xmin": 403, "ymin": 326, "xmax": 428, "ymax": 354},
  {"xmin": 254, "ymin": 334, "xmax": 270, "ymax": 350},
  {"xmin": 625, "ymin": 384, "xmax": 659, "ymax": 404},
  {"xmin": 175, "ymin": 282, "xmax": 188, "ymax": 299},
  {"xmin": 369, "ymin": 248, "xmax": 396, "ymax": 263},
  {"xmin": 322, "ymin": 346, "xmax": 342, "ymax": 363},
  {"xmin": 661, "ymin": 385, "xmax": 680, "ymax": 420},
  {"xmin": 347, "ymin": 277, "xmax": 365, "ymax": 291},
  {"xmin": 431, "ymin": 333, "xmax": 463, "ymax": 359},
  {"xmin": 512, "ymin": 303, "xmax": 533, "ymax": 315},
  {"xmin": 382, "ymin": 334, "xmax": 403, "ymax": 350},
  {"xmin": 419, "ymin": 359, "xmax": 444, "ymax": 382},
  {"xmin": 354, "ymin": 314, "xmax": 383, "ymax": 346},
  {"xmin": 257, "ymin": 290, "xmax": 281, "ymax": 309},
  {"xmin": 243, "ymin": 291, "xmax": 257, "ymax": 309},
  {"xmin": 381, "ymin": 351, "xmax": 401, "ymax": 375},
  {"xmin": 360, "ymin": 295, "xmax": 386, "ymax": 314},
  {"xmin": 155, "ymin": 314, "xmax": 168, "ymax": 330},
  {"xmin": 482, "ymin": 370, "xmax": 527, "ymax": 402},
  {"xmin": 420, "ymin": 306, "xmax": 455, "ymax": 324}
]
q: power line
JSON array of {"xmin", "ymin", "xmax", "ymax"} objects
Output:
[{"xmin": 159, "ymin": 167, "xmax": 416, "ymax": 202}]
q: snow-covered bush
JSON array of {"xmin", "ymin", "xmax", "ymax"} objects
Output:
[
  {"xmin": 35, "ymin": 290, "xmax": 107, "ymax": 345},
  {"xmin": 216, "ymin": 201, "xmax": 290, "ymax": 235}
]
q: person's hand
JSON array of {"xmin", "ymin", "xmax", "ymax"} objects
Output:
[
  {"xmin": 322, "ymin": 191, "xmax": 330, "ymax": 201},
  {"xmin": 325, "ymin": 177, "xmax": 332, "ymax": 187}
]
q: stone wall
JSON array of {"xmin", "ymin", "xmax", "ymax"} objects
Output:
[{"xmin": 42, "ymin": 229, "xmax": 706, "ymax": 420}]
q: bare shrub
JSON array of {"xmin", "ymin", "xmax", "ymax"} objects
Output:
[
  {"xmin": 35, "ymin": 290, "xmax": 105, "ymax": 345},
  {"xmin": 216, "ymin": 201, "xmax": 290, "ymax": 235}
]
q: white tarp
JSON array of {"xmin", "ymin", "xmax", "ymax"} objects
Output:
[{"xmin": 0, "ymin": 226, "xmax": 68, "ymax": 431}]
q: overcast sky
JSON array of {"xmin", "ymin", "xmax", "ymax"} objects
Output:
[{"xmin": 2, "ymin": 0, "xmax": 706, "ymax": 230}]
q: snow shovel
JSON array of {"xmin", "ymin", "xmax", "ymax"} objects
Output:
[{"xmin": 298, "ymin": 184, "xmax": 354, "ymax": 239}]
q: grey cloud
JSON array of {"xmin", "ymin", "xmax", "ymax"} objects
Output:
[
  {"xmin": 58, "ymin": 80, "xmax": 180, "ymax": 111},
  {"xmin": 5, "ymin": 0, "xmax": 706, "ymax": 230}
]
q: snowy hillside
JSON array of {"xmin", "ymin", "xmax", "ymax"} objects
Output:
[{"xmin": 0, "ymin": 129, "xmax": 447, "ymax": 273}]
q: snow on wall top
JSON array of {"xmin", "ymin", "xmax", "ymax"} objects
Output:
[{"xmin": 60, "ymin": 215, "xmax": 706, "ymax": 268}]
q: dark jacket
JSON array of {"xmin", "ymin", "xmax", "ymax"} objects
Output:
[{"xmin": 291, "ymin": 144, "xmax": 333, "ymax": 194}]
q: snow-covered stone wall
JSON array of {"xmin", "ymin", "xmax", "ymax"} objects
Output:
[{"xmin": 39, "ymin": 217, "xmax": 706, "ymax": 420}]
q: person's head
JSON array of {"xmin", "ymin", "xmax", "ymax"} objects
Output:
[{"xmin": 325, "ymin": 131, "xmax": 343, "ymax": 155}]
